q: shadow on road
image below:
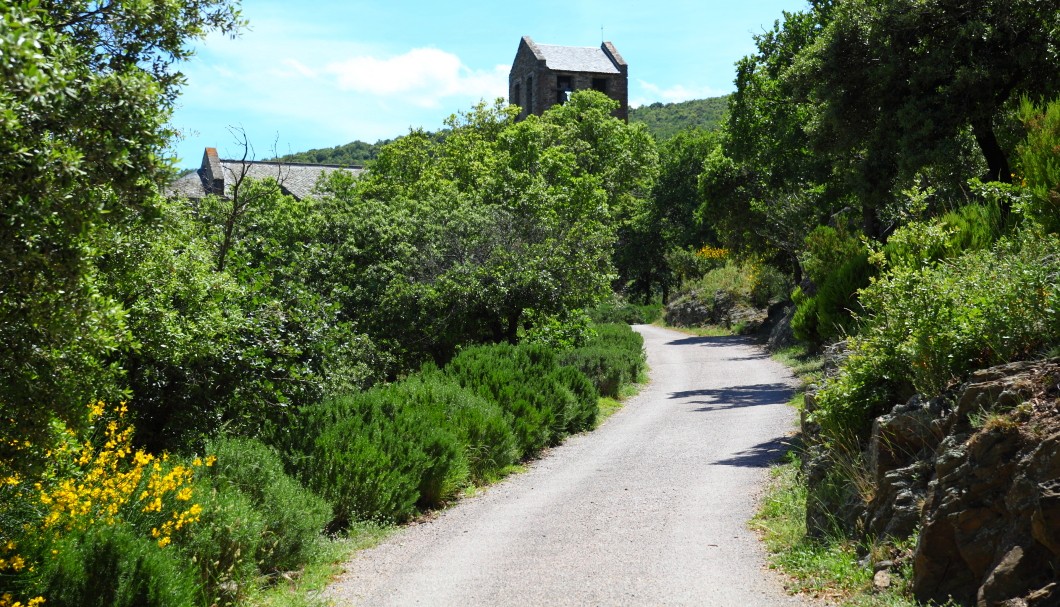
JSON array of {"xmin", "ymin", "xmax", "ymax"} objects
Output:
[
  {"xmin": 663, "ymin": 335, "xmax": 770, "ymax": 361},
  {"xmin": 713, "ymin": 437, "xmax": 796, "ymax": 468},
  {"xmin": 670, "ymin": 383, "xmax": 792, "ymax": 410},
  {"xmin": 664, "ymin": 335, "xmax": 753, "ymax": 347}
]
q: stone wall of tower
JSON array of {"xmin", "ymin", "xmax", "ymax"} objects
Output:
[{"xmin": 508, "ymin": 37, "xmax": 629, "ymax": 122}]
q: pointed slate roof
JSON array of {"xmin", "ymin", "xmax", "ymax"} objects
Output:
[{"xmin": 535, "ymin": 43, "xmax": 622, "ymax": 74}]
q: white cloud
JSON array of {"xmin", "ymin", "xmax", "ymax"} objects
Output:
[
  {"xmin": 326, "ymin": 48, "xmax": 507, "ymax": 107},
  {"xmin": 632, "ymin": 79, "xmax": 729, "ymax": 107},
  {"xmin": 169, "ymin": 18, "xmax": 512, "ymax": 166}
]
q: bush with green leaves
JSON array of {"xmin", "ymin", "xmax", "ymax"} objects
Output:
[
  {"xmin": 444, "ymin": 343, "xmax": 593, "ymax": 457},
  {"xmin": 588, "ymin": 298, "xmax": 664, "ymax": 325},
  {"xmin": 298, "ymin": 384, "xmax": 469, "ymax": 525},
  {"xmin": 202, "ymin": 437, "xmax": 329, "ymax": 575},
  {"xmin": 560, "ymin": 324, "xmax": 646, "ymax": 398},
  {"xmin": 177, "ymin": 481, "xmax": 264, "ymax": 606},
  {"xmin": 792, "ymin": 226, "xmax": 873, "ymax": 345},
  {"xmin": 34, "ymin": 522, "xmax": 199, "ymax": 607},
  {"xmin": 813, "ymin": 226, "xmax": 1060, "ymax": 441},
  {"xmin": 1016, "ymin": 97, "xmax": 1060, "ymax": 234},
  {"xmin": 812, "ymin": 250, "xmax": 873, "ymax": 343},
  {"xmin": 384, "ymin": 372, "xmax": 518, "ymax": 483},
  {"xmin": 550, "ymin": 365, "xmax": 600, "ymax": 430}
]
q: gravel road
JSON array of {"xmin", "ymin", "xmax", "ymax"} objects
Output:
[{"xmin": 325, "ymin": 324, "xmax": 809, "ymax": 606}]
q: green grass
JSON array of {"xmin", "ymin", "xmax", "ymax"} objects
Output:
[
  {"xmin": 771, "ymin": 345, "xmax": 824, "ymax": 387},
  {"xmin": 246, "ymin": 522, "xmax": 394, "ymax": 607},
  {"xmin": 751, "ymin": 459, "xmax": 923, "ymax": 606}
]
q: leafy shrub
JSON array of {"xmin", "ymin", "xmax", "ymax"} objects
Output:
[
  {"xmin": 589, "ymin": 297, "xmax": 663, "ymax": 324},
  {"xmin": 592, "ymin": 323, "xmax": 647, "ymax": 356},
  {"xmin": 520, "ymin": 308, "xmax": 595, "ymax": 349},
  {"xmin": 813, "ymin": 251, "xmax": 873, "ymax": 343},
  {"xmin": 1016, "ymin": 97, "xmax": 1060, "ymax": 234},
  {"xmin": 386, "ymin": 372, "xmax": 517, "ymax": 483},
  {"xmin": 177, "ymin": 482, "xmax": 263, "ymax": 606},
  {"xmin": 307, "ymin": 414, "xmax": 423, "ymax": 525},
  {"xmin": 34, "ymin": 522, "xmax": 199, "ymax": 607},
  {"xmin": 794, "ymin": 226, "xmax": 873, "ymax": 345},
  {"xmin": 299, "ymin": 387, "xmax": 468, "ymax": 525},
  {"xmin": 559, "ymin": 323, "xmax": 645, "ymax": 398},
  {"xmin": 664, "ymin": 246, "xmax": 724, "ymax": 286},
  {"xmin": 550, "ymin": 365, "xmax": 599, "ymax": 431},
  {"xmin": 801, "ymin": 225, "xmax": 864, "ymax": 286},
  {"xmin": 559, "ymin": 346, "xmax": 626, "ymax": 397},
  {"xmin": 813, "ymin": 228, "xmax": 1060, "ymax": 440},
  {"xmin": 790, "ymin": 286, "xmax": 818, "ymax": 343},
  {"xmin": 203, "ymin": 437, "xmax": 329, "ymax": 575},
  {"xmin": 444, "ymin": 344, "xmax": 571, "ymax": 458},
  {"xmin": 749, "ymin": 263, "xmax": 793, "ymax": 308},
  {"xmin": 939, "ymin": 202, "xmax": 1003, "ymax": 252}
]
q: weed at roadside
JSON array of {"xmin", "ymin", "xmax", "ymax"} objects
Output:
[
  {"xmin": 751, "ymin": 459, "xmax": 924, "ymax": 606},
  {"xmin": 246, "ymin": 523, "xmax": 393, "ymax": 607}
]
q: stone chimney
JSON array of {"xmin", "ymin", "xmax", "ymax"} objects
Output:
[{"xmin": 201, "ymin": 147, "xmax": 224, "ymax": 195}]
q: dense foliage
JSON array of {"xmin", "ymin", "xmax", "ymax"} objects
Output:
[
  {"xmin": 629, "ymin": 96, "xmax": 730, "ymax": 140},
  {"xmin": 270, "ymin": 138, "xmax": 389, "ymax": 166},
  {"xmin": 0, "ymin": 0, "xmax": 244, "ymax": 476},
  {"xmin": 5, "ymin": 0, "xmax": 1060, "ymax": 603},
  {"xmin": 0, "ymin": 0, "xmax": 657, "ymax": 602},
  {"xmin": 287, "ymin": 325, "xmax": 642, "ymax": 526}
]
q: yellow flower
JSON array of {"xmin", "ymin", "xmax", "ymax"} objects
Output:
[{"xmin": 88, "ymin": 401, "xmax": 105, "ymax": 420}]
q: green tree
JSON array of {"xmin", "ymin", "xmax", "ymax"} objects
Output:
[
  {"xmin": 315, "ymin": 92, "xmax": 653, "ymax": 372},
  {"xmin": 0, "ymin": 0, "xmax": 243, "ymax": 474},
  {"xmin": 700, "ymin": 5, "xmax": 850, "ymax": 271},
  {"xmin": 624, "ymin": 128, "xmax": 717, "ymax": 301},
  {"xmin": 794, "ymin": 0, "xmax": 1060, "ymax": 226}
]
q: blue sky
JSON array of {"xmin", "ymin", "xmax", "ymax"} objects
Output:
[{"xmin": 169, "ymin": 0, "xmax": 810, "ymax": 168}]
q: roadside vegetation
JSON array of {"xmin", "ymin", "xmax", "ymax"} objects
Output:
[
  {"xmin": 2, "ymin": 0, "xmax": 1059, "ymax": 605},
  {"xmin": 1, "ymin": 3, "xmax": 651, "ymax": 604}
]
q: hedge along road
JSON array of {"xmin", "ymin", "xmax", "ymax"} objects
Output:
[{"xmin": 325, "ymin": 324, "xmax": 809, "ymax": 606}]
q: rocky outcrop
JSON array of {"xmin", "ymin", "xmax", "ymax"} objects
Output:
[
  {"xmin": 765, "ymin": 302, "xmax": 797, "ymax": 351},
  {"xmin": 806, "ymin": 359, "xmax": 1060, "ymax": 606},
  {"xmin": 912, "ymin": 361, "xmax": 1060, "ymax": 607},
  {"xmin": 663, "ymin": 289, "xmax": 766, "ymax": 331}
]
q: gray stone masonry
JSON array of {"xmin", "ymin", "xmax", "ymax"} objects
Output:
[{"xmin": 508, "ymin": 36, "xmax": 628, "ymax": 121}]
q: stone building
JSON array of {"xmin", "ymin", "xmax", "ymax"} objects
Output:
[
  {"xmin": 508, "ymin": 36, "xmax": 628, "ymax": 121},
  {"xmin": 167, "ymin": 147, "xmax": 364, "ymax": 201}
]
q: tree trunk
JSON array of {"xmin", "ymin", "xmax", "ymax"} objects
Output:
[
  {"xmin": 504, "ymin": 310, "xmax": 521, "ymax": 345},
  {"xmin": 972, "ymin": 118, "xmax": 1012, "ymax": 185}
]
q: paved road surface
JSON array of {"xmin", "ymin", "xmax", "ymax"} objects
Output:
[{"xmin": 325, "ymin": 325, "xmax": 808, "ymax": 606}]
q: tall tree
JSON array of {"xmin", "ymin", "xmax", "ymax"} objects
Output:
[
  {"xmin": 316, "ymin": 93, "xmax": 655, "ymax": 370},
  {"xmin": 0, "ymin": 0, "xmax": 243, "ymax": 473},
  {"xmin": 701, "ymin": 4, "xmax": 850, "ymax": 267},
  {"xmin": 795, "ymin": 0, "xmax": 1060, "ymax": 224}
]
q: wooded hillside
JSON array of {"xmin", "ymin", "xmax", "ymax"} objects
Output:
[{"xmin": 629, "ymin": 96, "xmax": 729, "ymax": 139}]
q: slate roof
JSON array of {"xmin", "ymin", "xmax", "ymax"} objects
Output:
[
  {"xmin": 167, "ymin": 159, "xmax": 364, "ymax": 201},
  {"xmin": 535, "ymin": 44, "xmax": 621, "ymax": 74}
]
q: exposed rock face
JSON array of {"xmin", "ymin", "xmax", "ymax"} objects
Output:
[
  {"xmin": 663, "ymin": 290, "xmax": 766, "ymax": 331},
  {"xmin": 808, "ymin": 359, "xmax": 1060, "ymax": 606},
  {"xmin": 766, "ymin": 302, "xmax": 796, "ymax": 351}
]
